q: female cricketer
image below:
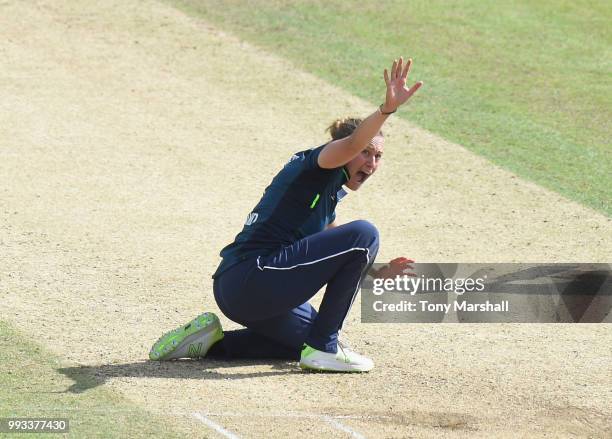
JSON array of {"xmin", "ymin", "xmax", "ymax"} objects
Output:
[{"xmin": 149, "ymin": 57, "xmax": 422, "ymax": 372}]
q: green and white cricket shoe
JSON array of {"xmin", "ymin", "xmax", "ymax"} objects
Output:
[
  {"xmin": 299, "ymin": 341, "xmax": 374, "ymax": 372},
  {"xmin": 149, "ymin": 312, "xmax": 224, "ymax": 361}
]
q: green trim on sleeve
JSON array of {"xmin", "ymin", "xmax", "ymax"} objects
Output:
[{"xmin": 341, "ymin": 167, "xmax": 350, "ymax": 182}]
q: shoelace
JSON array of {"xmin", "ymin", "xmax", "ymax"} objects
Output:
[
  {"xmin": 337, "ymin": 340, "xmax": 352, "ymax": 363},
  {"xmin": 338, "ymin": 339, "xmax": 352, "ymax": 350}
]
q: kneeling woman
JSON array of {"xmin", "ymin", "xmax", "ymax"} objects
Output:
[{"xmin": 150, "ymin": 57, "xmax": 422, "ymax": 372}]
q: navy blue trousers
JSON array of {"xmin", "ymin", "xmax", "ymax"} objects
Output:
[{"xmin": 210, "ymin": 220, "xmax": 379, "ymax": 359}]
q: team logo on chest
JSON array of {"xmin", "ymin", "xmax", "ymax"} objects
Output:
[{"xmin": 245, "ymin": 212, "xmax": 259, "ymax": 226}]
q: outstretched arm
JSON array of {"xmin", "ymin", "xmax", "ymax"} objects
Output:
[{"xmin": 318, "ymin": 57, "xmax": 422, "ymax": 169}]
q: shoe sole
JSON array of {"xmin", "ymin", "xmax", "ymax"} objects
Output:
[
  {"xmin": 298, "ymin": 359, "xmax": 373, "ymax": 373},
  {"xmin": 149, "ymin": 312, "xmax": 223, "ymax": 361}
]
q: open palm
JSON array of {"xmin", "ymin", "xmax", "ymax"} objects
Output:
[{"xmin": 382, "ymin": 57, "xmax": 422, "ymax": 113}]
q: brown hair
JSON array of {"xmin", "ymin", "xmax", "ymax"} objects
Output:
[{"xmin": 326, "ymin": 117, "xmax": 383, "ymax": 140}]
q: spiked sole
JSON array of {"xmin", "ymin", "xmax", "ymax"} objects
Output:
[{"xmin": 149, "ymin": 312, "xmax": 223, "ymax": 361}]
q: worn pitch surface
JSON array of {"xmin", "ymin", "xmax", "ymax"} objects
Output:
[{"xmin": 1, "ymin": 1, "xmax": 610, "ymax": 437}]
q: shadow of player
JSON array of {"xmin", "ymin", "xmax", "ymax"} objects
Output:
[{"xmin": 58, "ymin": 359, "xmax": 299, "ymax": 393}]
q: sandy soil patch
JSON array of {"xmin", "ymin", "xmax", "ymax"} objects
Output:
[{"xmin": 1, "ymin": 0, "xmax": 610, "ymax": 437}]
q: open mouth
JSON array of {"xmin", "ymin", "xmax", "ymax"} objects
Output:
[{"xmin": 356, "ymin": 171, "xmax": 371, "ymax": 183}]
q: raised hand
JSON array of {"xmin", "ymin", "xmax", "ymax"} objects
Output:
[{"xmin": 382, "ymin": 57, "xmax": 423, "ymax": 114}]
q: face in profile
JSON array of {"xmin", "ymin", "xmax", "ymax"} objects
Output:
[{"xmin": 344, "ymin": 135, "xmax": 384, "ymax": 191}]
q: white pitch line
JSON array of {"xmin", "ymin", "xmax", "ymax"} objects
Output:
[
  {"xmin": 323, "ymin": 415, "xmax": 367, "ymax": 439},
  {"xmin": 200, "ymin": 411, "xmax": 367, "ymax": 438},
  {"xmin": 192, "ymin": 412, "xmax": 241, "ymax": 439},
  {"xmin": 16, "ymin": 407, "xmax": 370, "ymax": 437}
]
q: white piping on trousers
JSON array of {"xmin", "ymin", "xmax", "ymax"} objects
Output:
[
  {"xmin": 256, "ymin": 247, "xmax": 371, "ymax": 330},
  {"xmin": 257, "ymin": 247, "xmax": 369, "ymax": 271},
  {"xmin": 342, "ymin": 255, "xmax": 375, "ymax": 329}
]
